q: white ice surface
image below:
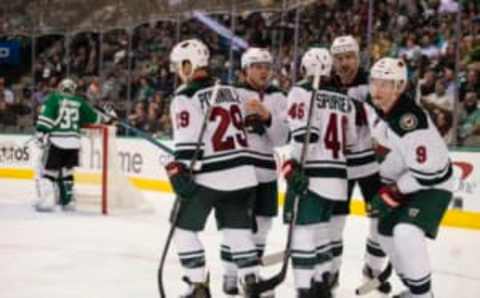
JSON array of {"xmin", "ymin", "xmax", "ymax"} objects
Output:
[{"xmin": 1, "ymin": 179, "xmax": 479, "ymax": 298}]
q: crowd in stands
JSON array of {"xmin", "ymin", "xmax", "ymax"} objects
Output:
[{"xmin": 1, "ymin": 0, "xmax": 480, "ymax": 145}]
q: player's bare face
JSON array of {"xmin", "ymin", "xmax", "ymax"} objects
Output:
[
  {"xmin": 370, "ymin": 79, "xmax": 401, "ymax": 113},
  {"xmin": 246, "ymin": 63, "xmax": 272, "ymax": 89},
  {"xmin": 178, "ymin": 63, "xmax": 193, "ymax": 83},
  {"xmin": 333, "ymin": 52, "xmax": 359, "ymax": 84}
]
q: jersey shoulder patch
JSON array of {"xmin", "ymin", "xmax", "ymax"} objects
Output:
[{"xmin": 388, "ymin": 106, "xmax": 428, "ymax": 137}]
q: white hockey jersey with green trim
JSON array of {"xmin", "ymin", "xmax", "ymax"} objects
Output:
[
  {"xmin": 365, "ymin": 94, "xmax": 453, "ymax": 194},
  {"xmin": 287, "ymin": 80, "xmax": 360, "ymax": 201},
  {"xmin": 235, "ymin": 83, "xmax": 289, "ymax": 183},
  {"xmin": 170, "ymin": 77, "xmax": 257, "ymax": 191}
]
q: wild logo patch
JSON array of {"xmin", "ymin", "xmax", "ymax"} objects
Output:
[
  {"xmin": 372, "ymin": 139, "xmax": 391, "ymax": 163},
  {"xmin": 400, "ymin": 113, "xmax": 418, "ymax": 131}
]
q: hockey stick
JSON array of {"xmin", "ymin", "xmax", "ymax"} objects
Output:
[
  {"xmin": 94, "ymin": 106, "xmax": 174, "ymax": 156},
  {"xmin": 157, "ymin": 80, "xmax": 221, "ymax": 298},
  {"xmin": 355, "ymin": 262, "xmax": 392, "ymax": 295},
  {"xmin": 250, "ymin": 68, "xmax": 321, "ymax": 296}
]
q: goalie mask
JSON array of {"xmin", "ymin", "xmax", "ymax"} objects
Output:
[
  {"xmin": 301, "ymin": 48, "xmax": 333, "ymax": 78},
  {"xmin": 170, "ymin": 39, "xmax": 210, "ymax": 79},
  {"xmin": 58, "ymin": 78, "xmax": 77, "ymax": 95}
]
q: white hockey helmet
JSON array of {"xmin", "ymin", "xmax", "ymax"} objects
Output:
[
  {"xmin": 169, "ymin": 39, "xmax": 210, "ymax": 73},
  {"xmin": 330, "ymin": 35, "xmax": 360, "ymax": 56},
  {"xmin": 58, "ymin": 78, "xmax": 77, "ymax": 95},
  {"xmin": 241, "ymin": 48, "xmax": 273, "ymax": 69},
  {"xmin": 301, "ymin": 48, "xmax": 333, "ymax": 78},
  {"xmin": 370, "ymin": 57, "xmax": 407, "ymax": 84}
]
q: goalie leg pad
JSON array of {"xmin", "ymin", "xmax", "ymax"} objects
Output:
[
  {"xmin": 58, "ymin": 168, "xmax": 74, "ymax": 207},
  {"xmin": 34, "ymin": 176, "xmax": 58, "ymax": 212}
]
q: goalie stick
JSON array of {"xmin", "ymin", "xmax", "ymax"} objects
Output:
[
  {"xmin": 249, "ymin": 67, "xmax": 322, "ymax": 296},
  {"xmin": 157, "ymin": 80, "xmax": 221, "ymax": 298},
  {"xmin": 94, "ymin": 106, "xmax": 174, "ymax": 156}
]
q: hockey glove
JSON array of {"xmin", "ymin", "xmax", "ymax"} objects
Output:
[
  {"xmin": 282, "ymin": 159, "xmax": 309, "ymax": 196},
  {"xmin": 370, "ymin": 184, "xmax": 405, "ymax": 217},
  {"xmin": 33, "ymin": 132, "xmax": 49, "ymax": 149},
  {"xmin": 244, "ymin": 114, "xmax": 267, "ymax": 135},
  {"xmin": 165, "ymin": 161, "xmax": 198, "ymax": 200},
  {"xmin": 101, "ymin": 103, "xmax": 118, "ymax": 125}
]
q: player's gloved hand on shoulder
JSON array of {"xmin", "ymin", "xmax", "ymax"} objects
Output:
[
  {"xmin": 282, "ymin": 159, "xmax": 309, "ymax": 196},
  {"xmin": 370, "ymin": 184, "xmax": 405, "ymax": 217},
  {"xmin": 165, "ymin": 161, "xmax": 198, "ymax": 200},
  {"xmin": 244, "ymin": 113, "xmax": 267, "ymax": 135},
  {"xmin": 244, "ymin": 99, "xmax": 272, "ymax": 135}
]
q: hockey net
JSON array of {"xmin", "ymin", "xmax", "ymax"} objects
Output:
[{"xmin": 74, "ymin": 124, "xmax": 150, "ymax": 214}]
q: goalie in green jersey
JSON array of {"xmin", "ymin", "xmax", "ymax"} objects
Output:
[{"xmin": 33, "ymin": 78, "xmax": 112, "ymax": 212}]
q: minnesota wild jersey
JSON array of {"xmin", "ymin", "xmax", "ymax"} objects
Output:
[
  {"xmin": 235, "ymin": 83, "xmax": 289, "ymax": 183},
  {"xmin": 366, "ymin": 94, "xmax": 453, "ymax": 194},
  {"xmin": 287, "ymin": 80, "xmax": 361, "ymax": 201},
  {"xmin": 36, "ymin": 91, "xmax": 101, "ymax": 149},
  {"xmin": 333, "ymin": 69, "xmax": 378, "ymax": 180},
  {"xmin": 170, "ymin": 77, "xmax": 257, "ymax": 191}
]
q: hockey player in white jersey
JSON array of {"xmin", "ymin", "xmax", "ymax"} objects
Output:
[
  {"xmin": 167, "ymin": 39, "xmax": 262, "ymax": 297},
  {"xmin": 282, "ymin": 48, "xmax": 361, "ymax": 298},
  {"xmin": 367, "ymin": 57, "xmax": 453, "ymax": 298},
  {"xmin": 220, "ymin": 47, "xmax": 289, "ymax": 297},
  {"xmin": 329, "ymin": 35, "xmax": 389, "ymax": 294}
]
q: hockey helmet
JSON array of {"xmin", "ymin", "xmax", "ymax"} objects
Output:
[
  {"xmin": 370, "ymin": 57, "xmax": 407, "ymax": 86},
  {"xmin": 169, "ymin": 39, "xmax": 210, "ymax": 74},
  {"xmin": 330, "ymin": 35, "xmax": 360, "ymax": 56},
  {"xmin": 58, "ymin": 78, "xmax": 77, "ymax": 95},
  {"xmin": 301, "ymin": 48, "xmax": 333, "ymax": 78},
  {"xmin": 241, "ymin": 48, "xmax": 273, "ymax": 69}
]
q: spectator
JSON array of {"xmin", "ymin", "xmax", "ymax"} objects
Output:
[
  {"xmin": 0, "ymin": 77, "xmax": 15, "ymax": 105},
  {"xmin": 135, "ymin": 77, "xmax": 154, "ymax": 102},
  {"xmin": 86, "ymin": 77, "xmax": 102, "ymax": 104},
  {"xmin": 0, "ymin": 92, "xmax": 16, "ymax": 127},
  {"xmin": 432, "ymin": 108, "xmax": 454, "ymax": 144},
  {"xmin": 459, "ymin": 91, "xmax": 480, "ymax": 145},
  {"xmin": 421, "ymin": 79, "xmax": 454, "ymax": 114},
  {"xmin": 417, "ymin": 69, "xmax": 437, "ymax": 99},
  {"xmin": 459, "ymin": 69, "xmax": 480, "ymax": 101},
  {"xmin": 127, "ymin": 102, "xmax": 147, "ymax": 130}
]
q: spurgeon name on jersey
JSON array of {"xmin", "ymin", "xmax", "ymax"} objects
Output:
[
  {"xmin": 366, "ymin": 94, "xmax": 453, "ymax": 194},
  {"xmin": 236, "ymin": 83, "xmax": 289, "ymax": 183},
  {"xmin": 287, "ymin": 80, "xmax": 361, "ymax": 201},
  {"xmin": 36, "ymin": 91, "xmax": 101, "ymax": 149},
  {"xmin": 171, "ymin": 78, "xmax": 257, "ymax": 191}
]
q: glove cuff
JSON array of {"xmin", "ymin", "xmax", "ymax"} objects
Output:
[
  {"xmin": 165, "ymin": 161, "xmax": 187, "ymax": 177},
  {"xmin": 281, "ymin": 159, "xmax": 299, "ymax": 180}
]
